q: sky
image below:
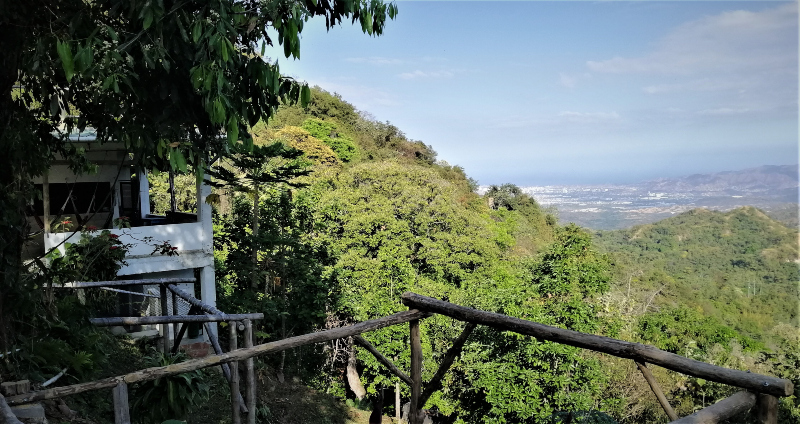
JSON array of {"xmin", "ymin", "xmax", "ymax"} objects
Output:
[{"xmin": 270, "ymin": 1, "xmax": 798, "ymax": 186}]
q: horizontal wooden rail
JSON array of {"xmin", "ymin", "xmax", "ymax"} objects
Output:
[
  {"xmin": 90, "ymin": 314, "xmax": 264, "ymax": 327},
  {"xmin": 401, "ymin": 292, "xmax": 793, "ymax": 397},
  {"xmin": 670, "ymin": 391, "xmax": 755, "ymax": 423},
  {"xmin": 6, "ymin": 309, "xmax": 430, "ymax": 406},
  {"xmin": 56, "ymin": 278, "xmax": 195, "ymax": 289}
]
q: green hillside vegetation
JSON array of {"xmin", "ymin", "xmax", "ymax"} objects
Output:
[
  {"xmin": 595, "ymin": 207, "xmax": 799, "ymax": 342},
  {"xmin": 8, "ymin": 85, "xmax": 799, "ymax": 423}
]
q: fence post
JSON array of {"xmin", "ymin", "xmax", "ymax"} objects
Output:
[
  {"xmin": 229, "ymin": 321, "xmax": 241, "ymax": 424},
  {"xmin": 112, "ymin": 382, "xmax": 130, "ymax": 424},
  {"xmin": 159, "ymin": 285, "xmax": 170, "ymax": 353},
  {"xmin": 244, "ymin": 319, "xmax": 256, "ymax": 424},
  {"xmin": 757, "ymin": 393, "xmax": 778, "ymax": 424},
  {"xmin": 409, "ymin": 319, "xmax": 422, "ymax": 424}
]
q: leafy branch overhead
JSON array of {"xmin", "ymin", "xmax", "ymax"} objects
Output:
[{"xmin": 4, "ymin": 0, "xmax": 398, "ymax": 175}]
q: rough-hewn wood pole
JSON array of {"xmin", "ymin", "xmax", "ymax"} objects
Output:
[
  {"xmin": 230, "ymin": 321, "xmax": 241, "ymax": 424},
  {"xmin": 58, "ymin": 278, "xmax": 196, "ymax": 289},
  {"xmin": 401, "ymin": 292, "xmax": 793, "ymax": 397},
  {"xmin": 244, "ymin": 319, "xmax": 256, "ymax": 424},
  {"xmin": 6, "ymin": 310, "xmax": 430, "ymax": 406},
  {"xmin": 354, "ymin": 335, "xmax": 412, "ymax": 386},
  {"xmin": 90, "ymin": 313, "xmax": 264, "ymax": 326},
  {"xmin": 395, "ymin": 381, "xmax": 401, "ymax": 422},
  {"xmin": 670, "ymin": 391, "xmax": 755, "ymax": 423},
  {"xmin": 159, "ymin": 285, "xmax": 170, "ymax": 354},
  {"xmin": 0, "ymin": 394, "xmax": 23, "ymax": 424},
  {"xmin": 635, "ymin": 361, "xmax": 678, "ymax": 421},
  {"xmin": 409, "ymin": 319, "xmax": 422, "ymax": 424},
  {"xmin": 419, "ymin": 323, "xmax": 476, "ymax": 406},
  {"xmin": 204, "ymin": 322, "xmax": 247, "ymax": 414},
  {"xmin": 756, "ymin": 393, "xmax": 778, "ymax": 424},
  {"xmin": 112, "ymin": 382, "xmax": 130, "ymax": 424}
]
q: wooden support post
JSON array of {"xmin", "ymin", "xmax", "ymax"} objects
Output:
[
  {"xmin": 244, "ymin": 319, "xmax": 256, "ymax": 424},
  {"xmin": 159, "ymin": 286, "xmax": 170, "ymax": 354},
  {"xmin": 409, "ymin": 319, "xmax": 422, "ymax": 424},
  {"xmin": 756, "ymin": 393, "xmax": 778, "ymax": 424},
  {"xmin": 636, "ymin": 361, "xmax": 678, "ymax": 421},
  {"xmin": 395, "ymin": 381, "xmax": 401, "ymax": 422},
  {"xmin": 671, "ymin": 391, "xmax": 756, "ymax": 423},
  {"xmin": 172, "ymin": 288, "xmax": 180, "ymax": 339},
  {"xmin": 230, "ymin": 321, "xmax": 241, "ymax": 424},
  {"xmin": 172, "ymin": 306, "xmax": 201, "ymax": 354},
  {"xmin": 419, "ymin": 323, "xmax": 476, "ymax": 406},
  {"xmin": 42, "ymin": 171, "xmax": 50, "ymax": 233},
  {"xmin": 204, "ymin": 322, "xmax": 247, "ymax": 414},
  {"xmin": 112, "ymin": 382, "xmax": 130, "ymax": 424},
  {"xmin": 354, "ymin": 335, "xmax": 412, "ymax": 386}
]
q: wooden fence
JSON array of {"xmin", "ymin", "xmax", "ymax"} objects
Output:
[{"xmin": 2, "ymin": 289, "xmax": 793, "ymax": 424}]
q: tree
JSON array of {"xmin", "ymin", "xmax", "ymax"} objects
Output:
[{"xmin": 0, "ymin": 0, "xmax": 397, "ymax": 344}]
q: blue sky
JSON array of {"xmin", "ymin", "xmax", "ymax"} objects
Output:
[{"xmin": 271, "ymin": 1, "xmax": 798, "ymax": 186}]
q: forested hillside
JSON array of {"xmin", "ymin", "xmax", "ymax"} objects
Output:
[
  {"xmin": 208, "ymin": 88, "xmax": 799, "ymax": 423},
  {"xmin": 595, "ymin": 207, "xmax": 799, "ymax": 342}
]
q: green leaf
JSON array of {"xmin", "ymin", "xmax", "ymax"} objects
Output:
[
  {"xmin": 173, "ymin": 149, "xmax": 187, "ymax": 173},
  {"xmin": 56, "ymin": 40, "xmax": 75, "ymax": 82},
  {"xmin": 192, "ymin": 21, "xmax": 202, "ymax": 43},
  {"xmin": 227, "ymin": 117, "xmax": 239, "ymax": 144},
  {"xmin": 300, "ymin": 85, "xmax": 311, "ymax": 107},
  {"xmin": 143, "ymin": 9, "xmax": 154, "ymax": 30}
]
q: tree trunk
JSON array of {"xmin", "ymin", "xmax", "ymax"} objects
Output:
[
  {"xmin": 251, "ymin": 185, "xmax": 259, "ymax": 288},
  {"xmin": 346, "ymin": 337, "xmax": 366, "ymax": 400}
]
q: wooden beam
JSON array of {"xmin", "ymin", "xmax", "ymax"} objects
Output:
[
  {"xmin": 409, "ymin": 319, "xmax": 423, "ymax": 424},
  {"xmin": 57, "ymin": 278, "xmax": 196, "ymax": 289},
  {"xmin": 636, "ymin": 361, "xmax": 678, "ymax": 421},
  {"xmin": 756, "ymin": 393, "xmax": 778, "ymax": 424},
  {"xmin": 418, "ymin": 323, "xmax": 476, "ymax": 406},
  {"xmin": 166, "ymin": 284, "xmax": 227, "ymax": 317},
  {"xmin": 670, "ymin": 391, "xmax": 755, "ymax": 423},
  {"xmin": 0, "ymin": 394, "xmax": 23, "ymax": 424},
  {"xmin": 401, "ymin": 292, "xmax": 793, "ymax": 397},
  {"xmin": 230, "ymin": 322, "xmax": 241, "ymax": 424},
  {"xmin": 353, "ymin": 335, "xmax": 412, "ymax": 387},
  {"xmin": 204, "ymin": 323, "xmax": 247, "ymax": 414},
  {"xmin": 90, "ymin": 313, "xmax": 264, "ymax": 327},
  {"xmin": 160, "ymin": 286, "xmax": 170, "ymax": 354},
  {"xmin": 7, "ymin": 309, "xmax": 430, "ymax": 406},
  {"xmin": 172, "ymin": 306, "xmax": 201, "ymax": 354},
  {"xmin": 244, "ymin": 319, "xmax": 256, "ymax": 424},
  {"xmin": 112, "ymin": 382, "xmax": 130, "ymax": 424}
]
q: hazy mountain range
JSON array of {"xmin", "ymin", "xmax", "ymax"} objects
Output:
[{"xmin": 514, "ymin": 165, "xmax": 798, "ymax": 230}]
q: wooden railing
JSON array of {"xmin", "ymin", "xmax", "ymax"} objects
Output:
[{"xmin": 2, "ymin": 291, "xmax": 793, "ymax": 424}]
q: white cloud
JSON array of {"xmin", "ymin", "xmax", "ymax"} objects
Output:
[
  {"xmin": 587, "ymin": 3, "xmax": 797, "ymax": 75},
  {"xmin": 398, "ymin": 70, "xmax": 455, "ymax": 80},
  {"xmin": 698, "ymin": 107, "xmax": 751, "ymax": 116},
  {"xmin": 306, "ymin": 78, "xmax": 400, "ymax": 109},
  {"xmin": 559, "ymin": 73, "xmax": 578, "ymax": 88},
  {"xmin": 558, "ymin": 111, "xmax": 621, "ymax": 123},
  {"xmin": 345, "ymin": 56, "xmax": 404, "ymax": 66}
]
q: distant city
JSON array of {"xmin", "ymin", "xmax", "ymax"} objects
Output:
[{"xmin": 481, "ymin": 165, "xmax": 799, "ymax": 230}]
